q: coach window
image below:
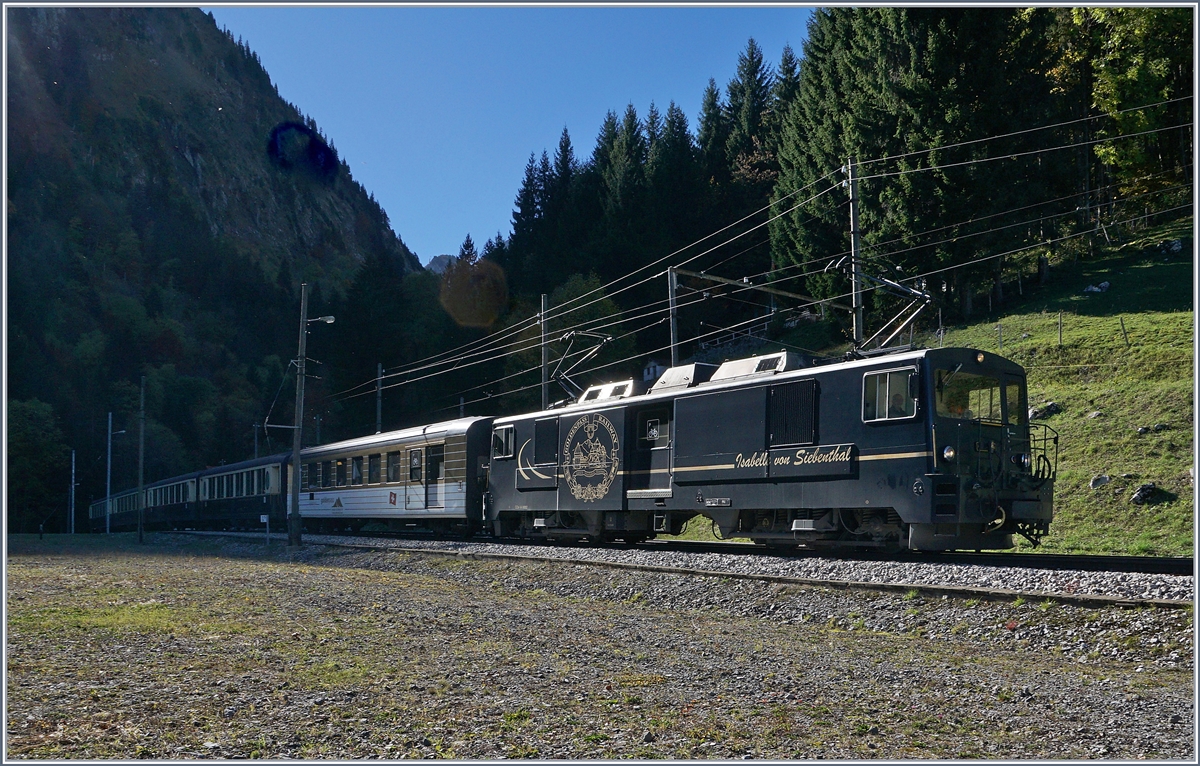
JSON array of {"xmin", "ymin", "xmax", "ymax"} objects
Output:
[
  {"xmin": 408, "ymin": 448, "xmax": 424, "ymax": 484},
  {"xmin": 387, "ymin": 451, "xmax": 403, "ymax": 483},
  {"xmin": 335, "ymin": 459, "xmax": 348, "ymax": 487},
  {"xmin": 368, "ymin": 454, "xmax": 382, "ymax": 484},
  {"xmin": 492, "ymin": 425, "xmax": 515, "ymax": 459},
  {"xmin": 352, "ymin": 456, "xmax": 364, "ymax": 485},
  {"xmin": 863, "ymin": 368, "xmax": 916, "ymax": 422}
]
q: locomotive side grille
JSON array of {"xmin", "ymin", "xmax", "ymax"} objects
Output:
[{"xmin": 769, "ymin": 380, "xmax": 817, "ymax": 446}]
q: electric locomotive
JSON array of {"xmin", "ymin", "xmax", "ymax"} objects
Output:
[{"xmin": 485, "ymin": 346, "xmax": 1057, "ymax": 551}]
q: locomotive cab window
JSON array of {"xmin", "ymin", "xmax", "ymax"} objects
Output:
[
  {"xmin": 492, "ymin": 425, "xmax": 515, "ymax": 459},
  {"xmin": 935, "ymin": 369, "xmax": 1004, "ymax": 423},
  {"xmin": 863, "ymin": 368, "xmax": 917, "ymax": 422}
]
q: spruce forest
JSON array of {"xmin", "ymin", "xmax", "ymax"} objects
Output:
[{"xmin": 6, "ymin": 7, "xmax": 1193, "ymax": 534}]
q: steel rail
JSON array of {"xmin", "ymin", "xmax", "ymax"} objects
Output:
[
  {"xmin": 178, "ymin": 531, "xmax": 1191, "ymax": 610},
  {"xmin": 636, "ymin": 539, "xmax": 1196, "ymax": 576}
]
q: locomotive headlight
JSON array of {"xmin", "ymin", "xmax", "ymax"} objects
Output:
[
  {"xmin": 1011, "ymin": 453, "xmax": 1031, "ymax": 470},
  {"xmin": 976, "ymin": 352, "xmax": 985, "ymax": 363},
  {"xmin": 942, "ymin": 446, "xmax": 957, "ymax": 461}
]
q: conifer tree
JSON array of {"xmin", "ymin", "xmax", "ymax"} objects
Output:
[
  {"xmin": 725, "ymin": 38, "xmax": 775, "ymax": 166},
  {"xmin": 697, "ymin": 78, "xmax": 730, "ymax": 187}
]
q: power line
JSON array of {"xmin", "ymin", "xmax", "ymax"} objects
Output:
[
  {"xmin": 331, "ymin": 169, "xmax": 844, "ymax": 399},
  {"xmin": 327, "ymin": 180, "xmax": 842, "ymax": 400},
  {"xmin": 856, "ymin": 95, "xmax": 1192, "ymax": 169},
  {"xmin": 451, "ymin": 198, "xmax": 1190, "ymax": 413},
  {"xmin": 856, "ymin": 121, "xmax": 1193, "ymax": 184}
]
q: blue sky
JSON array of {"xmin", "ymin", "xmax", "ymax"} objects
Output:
[{"xmin": 205, "ymin": 5, "xmax": 813, "ymax": 264}]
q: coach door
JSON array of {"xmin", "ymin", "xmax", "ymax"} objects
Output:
[
  {"xmin": 405, "ymin": 447, "xmax": 425, "ymax": 509},
  {"xmin": 425, "ymin": 444, "xmax": 445, "ymax": 508}
]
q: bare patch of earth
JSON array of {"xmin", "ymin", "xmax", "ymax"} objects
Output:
[{"xmin": 5, "ymin": 533, "xmax": 1194, "ymax": 759}]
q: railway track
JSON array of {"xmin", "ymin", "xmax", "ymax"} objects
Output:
[
  {"xmin": 181, "ymin": 529, "xmax": 1192, "ymax": 609},
  {"xmin": 635, "ymin": 539, "xmax": 1196, "ymax": 576},
  {"xmin": 197, "ymin": 527, "xmax": 1194, "ymax": 576}
]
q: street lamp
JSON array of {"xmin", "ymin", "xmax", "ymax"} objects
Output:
[
  {"xmin": 105, "ymin": 412, "xmax": 126, "ymax": 534},
  {"xmin": 288, "ymin": 282, "xmax": 334, "ymax": 547}
]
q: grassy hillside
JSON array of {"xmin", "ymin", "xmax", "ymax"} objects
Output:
[
  {"xmin": 668, "ymin": 217, "xmax": 1194, "ymax": 556},
  {"xmin": 932, "ymin": 218, "xmax": 1194, "ymax": 556}
]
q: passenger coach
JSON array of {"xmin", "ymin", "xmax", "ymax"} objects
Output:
[{"xmin": 292, "ymin": 417, "xmax": 493, "ymax": 534}]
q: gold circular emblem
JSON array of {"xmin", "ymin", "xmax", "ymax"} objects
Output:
[{"xmin": 562, "ymin": 413, "xmax": 620, "ymax": 502}]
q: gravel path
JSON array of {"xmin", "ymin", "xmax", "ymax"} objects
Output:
[{"xmin": 5, "ymin": 533, "xmax": 1195, "ymax": 759}]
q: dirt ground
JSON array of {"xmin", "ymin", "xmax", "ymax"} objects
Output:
[{"xmin": 5, "ymin": 533, "xmax": 1195, "ymax": 759}]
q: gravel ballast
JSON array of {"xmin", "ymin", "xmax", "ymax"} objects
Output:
[
  {"xmin": 289, "ymin": 532, "xmax": 1194, "ymax": 603},
  {"xmin": 5, "ymin": 533, "xmax": 1195, "ymax": 759}
]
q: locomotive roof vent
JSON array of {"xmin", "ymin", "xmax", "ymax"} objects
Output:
[
  {"xmin": 648, "ymin": 362, "xmax": 719, "ymax": 393},
  {"xmin": 577, "ymin": 379, "xmax": 638, "ymax": 404},
  {"xmin": 708, "ymin": 351, "xmax": 805, "ymax": 383}
]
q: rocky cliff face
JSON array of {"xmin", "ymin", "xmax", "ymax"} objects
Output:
[{"xmin": 7, "ymin": 7, "xmax": 420, "ymax": 293}]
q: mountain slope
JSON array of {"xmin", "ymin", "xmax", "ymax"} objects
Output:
[{"xmin": 5, "ymin": 7, "xmax": 424, "ymax": 526}]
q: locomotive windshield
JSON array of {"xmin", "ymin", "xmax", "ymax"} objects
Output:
[{"xmin": 935, "ymin": 368, "xmax": 1026, "ymax": 425}]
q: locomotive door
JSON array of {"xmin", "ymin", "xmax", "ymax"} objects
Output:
[
  {"xmin": 405, "ymin": 447, "xmax": 425, "ymax": 509},
  {"xmin": 627, "ymin": 405, "xmax": 672, "ymax": 497}
]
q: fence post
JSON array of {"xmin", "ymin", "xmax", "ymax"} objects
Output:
[
  {"xmin": 1119, "ymin": 316, "xmax": 1130, "ymax": 349},
  {"xmin": 1058, "ymin": 311, "xmax": 1063, "ymax": 348}
]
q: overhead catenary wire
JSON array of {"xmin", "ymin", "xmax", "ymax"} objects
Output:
[
  {"xmin": 327, "ymin": 113, "xmax": 1190, "ymax": 404},
  {"xmin": 854, "ymin": 95, "xmax": 1192, "ymax": 169},
  {"xmin": 326, "ymin": 179, "xmax": 843, "ymax": 400},
  {"xmin": 327, "ymin": 169, "xmax": 845, "ymax": 401},
  {"xmin": 746, "ymin": 168, "xmax": 1188, "ymax": 284},
  {"xmin": 338, "ymin": 182, "xmax": 1190, "ymax": 409},
  {"xmin": 855, "ymin": 121, "xmax": 1193, "ymax": 184},
  {"xmin": 440, "ymin": 200, "xmax": 1188, "ymax": 412},
  {"xmin": 388, "ymin": 103, "xmax": 1190, "ymax": 385}
]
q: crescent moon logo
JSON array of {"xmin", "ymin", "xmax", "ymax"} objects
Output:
[{"xmin": 517, "ymin": 439, "xmax": 551, "ymax": 480}]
